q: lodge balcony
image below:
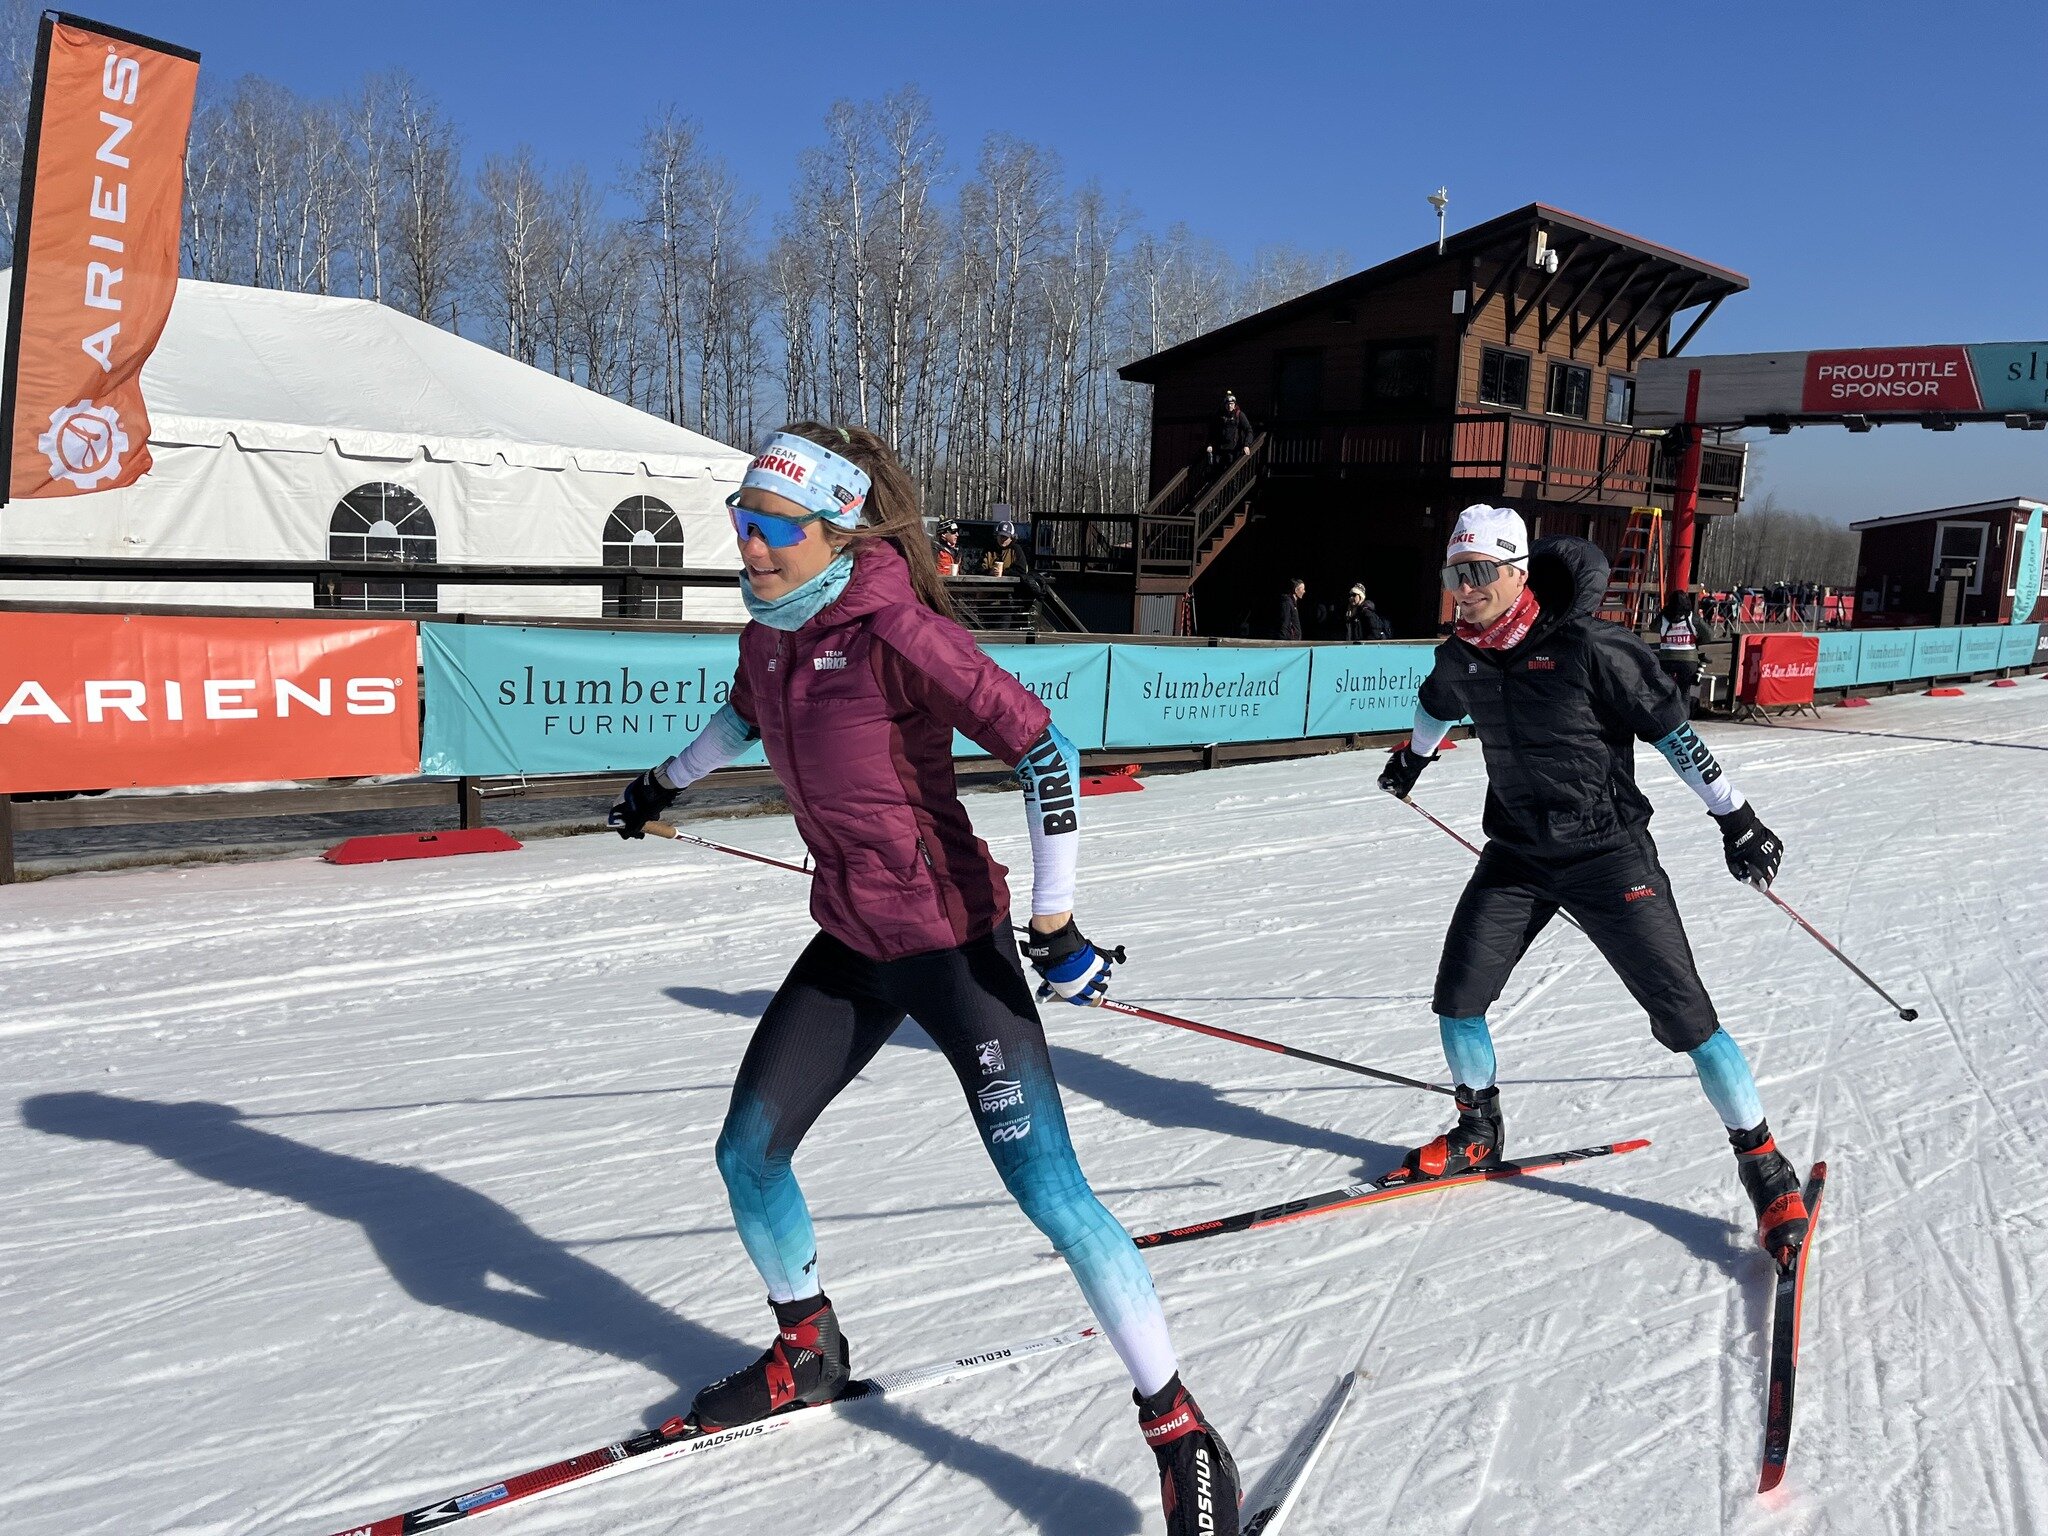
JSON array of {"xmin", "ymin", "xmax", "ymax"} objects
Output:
[{"xmin": 1036, "ymin": 411, "xmax": 1746, "ymax": 583}]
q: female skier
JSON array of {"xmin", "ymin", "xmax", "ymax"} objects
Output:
[{"xmin": 608, "ymin": 425, "xmax": 1240, "ymax": 1535}]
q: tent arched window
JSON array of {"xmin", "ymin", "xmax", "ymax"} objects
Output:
[
  {"xmin": 318, "ymin": 483, "xmax": 439, "ymax": 613},
  {"xmin": 601, "ymin": 495, "xmax": 687, "ymax": 619}
]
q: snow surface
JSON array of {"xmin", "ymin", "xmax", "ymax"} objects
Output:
[{"xmin": 5, "ymin": 684, "xmax": 2046, "ymax": 1536}]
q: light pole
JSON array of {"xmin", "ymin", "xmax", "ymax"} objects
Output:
[{"xmin": 1428, "ymin": 187, "xmax": 1449, "ymax": 254}]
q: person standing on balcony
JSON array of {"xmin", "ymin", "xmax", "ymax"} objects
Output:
[
  {"xmin": 1203, "ymin": 390, "xmax": 1255, "ymax": 490},
  {"xmin": 1374, "ymin": 503, "xmax": 1811, "ymax": 1267},
  {"xmin": 979, "ymin": 520, "xmax": 1027, "ymax": 578},
  {"xmin": 604, "ymin": 425, "xmax": 1242, "ymax": 1536}
]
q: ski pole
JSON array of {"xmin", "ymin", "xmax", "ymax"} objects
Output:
[
  {"xmin": 1759, "ymin": 888, "xmax": 1919, "ymax": 1021},
  {"xmin": 1094, "ymin": 997, "xmax": 1454, "ymax": 1097},
  {"xmin": 645, "ymin": 820, "xmax": 1451, "ymax": 1096},
  {"xmin": 1396, "ymin": 796, "xmax": 1587, "ymax": 935},
  {"xmin": 644, "ymin": 821, "xmax": 813, "ymax": 877}
]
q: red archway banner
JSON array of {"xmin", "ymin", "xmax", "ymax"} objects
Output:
[{"xmin": 0, "ymin": 14, "xmax": 200, "ymax": 504}]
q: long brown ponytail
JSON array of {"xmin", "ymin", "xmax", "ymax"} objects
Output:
[{"xmin": 781, "ymin": 421, "xmax": 956, "ymax": 620}]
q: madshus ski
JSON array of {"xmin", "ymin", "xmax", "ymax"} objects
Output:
[
  {"xmin": 1241, "ymin": 1370, "xmax": 1359, "ymax": 1535},
  {"xmin": 1133, "ymin": 1139, "xmax": 1651, "ymax": 1250},
  {"xmin": 315, "ymin": 1326, "xmax": 1099, "ymax": 1536},
  {"xmin": 1758, "ymin": 1162, "xmax": 1828, "ymax": 1494}
]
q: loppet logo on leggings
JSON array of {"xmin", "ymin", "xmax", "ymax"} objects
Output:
[{"xmin": 977, "ymin": 1079, "xmax": 1025, "ymax": 1114}]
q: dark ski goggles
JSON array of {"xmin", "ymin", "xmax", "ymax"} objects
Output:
[{"xmin": 1440, "ymin": 558, "xmax": 1522, "ymax": 591}]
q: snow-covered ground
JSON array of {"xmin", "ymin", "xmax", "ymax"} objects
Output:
[{"xmin": 5, "ymin": 683, "xmax": 2046, "ymax": 1536}]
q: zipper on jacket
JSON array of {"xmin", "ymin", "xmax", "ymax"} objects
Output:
[
  {"xmin": 778, "ymin": 625, "xmax": 890, "ymax": 956},
  {"xmin": 916, "ymin": 836, "xmax": 935, "ymax": 873}
]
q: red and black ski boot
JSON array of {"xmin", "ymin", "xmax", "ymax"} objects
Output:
[
  {"xmin": 1732, "ymin": 1123, "xmax": 1810, "ymax": 1264},
  {"xmin": 1137, "ymin": 1374, "xmax": 1241, "ymax": 1536},
  {"xmin": 1398, "ymin": 1084, "xmax": 1504, "ymax": 1181},
  {"xmin": 686, "ymin": 1294, "xmax": 851, "ymax": 1432}
]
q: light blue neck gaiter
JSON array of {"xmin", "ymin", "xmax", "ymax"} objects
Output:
[{"xmin": 742, "ymin": 551, "xmax": 855, "ymax": 632}]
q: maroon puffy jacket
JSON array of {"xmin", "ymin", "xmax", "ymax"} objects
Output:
[{"xmin": 730, "ymin": 540, "xmax": 1050, "ymax": 960}]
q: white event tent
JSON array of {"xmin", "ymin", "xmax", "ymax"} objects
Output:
[{"xmin": 0, "ymin": 271, "xmax": 751, "ymax": 622}]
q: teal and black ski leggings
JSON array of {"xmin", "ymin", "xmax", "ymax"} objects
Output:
[{"xmin": 713, "ymin": 924, "xmax": 1178, "ymax": 1395}]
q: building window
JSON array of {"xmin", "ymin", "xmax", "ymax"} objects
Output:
[
  {"xmin": 1546, "ymin": 361, "xmax": 1592, "ymax": 419},
  {"xmin": 1605, "ymin": 373, "xmax": 1635, "ymax": 424},
  {"xmin": 602, "ymin": 495, "xmax": 688, "ymax": 619},
  {"xmin": 1929, "ymin": 521, "xmax": 1988, "ymax": 595},
  {"xmin": 1478, "ymin": 348, "xmax": 1530, "ymax": 410},
  {"xmin": 319, "ymin": 483, "xmax": 437, "ymax": 613},
  {"xmin": 1366, "ymin": 341, "xmax": 1434, "ymax": 407}
]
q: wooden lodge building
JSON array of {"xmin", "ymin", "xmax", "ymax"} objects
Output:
[{"xmin": 1037, "ymin": 204, "xmax": 1752, "ymax": 636}]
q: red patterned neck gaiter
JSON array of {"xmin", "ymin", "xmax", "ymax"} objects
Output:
[{"xmin": 1457, "ymin": 584, "xmax": 1540, "ymax": 651}]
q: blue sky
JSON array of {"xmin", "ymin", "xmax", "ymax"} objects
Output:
[{"xmin": 89, "ymin": 0, "xmax": 2048, "ymax": 522}]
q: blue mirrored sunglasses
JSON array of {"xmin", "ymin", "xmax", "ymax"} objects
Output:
[{"xmin": 727, "ymin": 494, "xmax": 823, "ymax": 549}]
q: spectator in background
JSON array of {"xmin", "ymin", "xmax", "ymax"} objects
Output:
[
  {"xmin": 1657, "ymin": 589, "xmax": 1703, "ymax": 709},
  {"xmin": 934, "ymin": 519, "xmax": 961, "ymax": 577},
  {"xmin": 979, "ymin": 521, "xmax": 1026, "ymax": 578},
  {"xmin": 1205, "ymin": 390, "xmax": 1255, "ymax": 486},
  {"xmin": 1342, "ymin": 583, "xmax": 1393, "ymax": 641},
  {"xmin": 1278, "ymin": 576, "xmax": 1305, "ymax": 642}
]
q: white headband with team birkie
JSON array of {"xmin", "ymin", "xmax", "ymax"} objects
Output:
[{"xmin": 734, "ymin": 431, "xmax": 871, "ymax": 528}]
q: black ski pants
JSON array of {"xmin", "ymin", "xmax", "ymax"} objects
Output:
[{"xmin": 1432, "ymin": 833, "xmax": 1720, "ymax": 1052}]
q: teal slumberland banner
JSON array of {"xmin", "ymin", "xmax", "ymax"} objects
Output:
[
  {"xmin": 421, "ymin": 625, "xmax": 761, "ymax": 776},
  {"xmin": 1812, "ymin": 632, "xmax": 1859, "ymax": 689},
  {"xmin": 1103, "ymin": 645, "xmax": 1311, "ymax": 747},
  {"xmin": 1305, "ymin": 645, "xmax": 1440, "ymax": 736},
  {"xmin": 951, "ymin": 643, "xmax": 1111, "ymax": 756}
]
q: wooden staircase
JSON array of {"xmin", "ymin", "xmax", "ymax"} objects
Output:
[
  {"xmin": 1597, "ymin": 505, "xmax": 1664, "ymax": 629},
  {"xmin": 1135, "ymin": 435, "xmax": 1267, "ymax": 632}
]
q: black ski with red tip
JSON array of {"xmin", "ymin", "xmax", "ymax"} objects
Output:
[
  {"xmin": 1132, "ymin": 1138, "xmax": 1650, "ymax": 1250},
  {"xmin": 1759, "ymin": 1162, "xmax": 1828, "ymax": 1493}
]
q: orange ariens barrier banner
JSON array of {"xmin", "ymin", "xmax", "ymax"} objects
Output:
[
  {"xmin": 1, "ymin": 16, "xmax": 199, "ymax": 502},
  {"xmin": 0, "ymin": 613, "xmax": 419, "ymax": 792}
]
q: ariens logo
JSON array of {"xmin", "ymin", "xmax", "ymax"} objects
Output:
[{"xmin": 0, "ymin": 674, "xmax": 401, "ymax": 726}]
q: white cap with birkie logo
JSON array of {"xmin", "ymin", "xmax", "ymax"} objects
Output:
[{"xmin": 1446, "ymin": 503, "xmax": 1529, "ymax": 565}]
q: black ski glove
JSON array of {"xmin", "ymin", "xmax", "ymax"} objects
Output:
[
  {"xmin": 608, "ymin": 767, "xmax": 679, "ymax": 839},
  {"xmin": 1714, "ymin": 801, "xmax": 1783, "ymax": 889},
  {"xmin": 1020, "ymin": 919, "xmax": 1123, "ymax": 1007},
  {"xmin": 1377, "ymin": 741, "xmax": 1438, "ymax": 799}
]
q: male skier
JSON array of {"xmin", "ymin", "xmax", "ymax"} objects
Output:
[{"xmin": 1377, "ymin": 504, "xmax": 1809, "ymax": 1260}]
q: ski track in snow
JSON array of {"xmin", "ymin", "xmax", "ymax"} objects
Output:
[{"xmin": 4, "ymin": 685, "xmax": 2047, "ymax": 1534}]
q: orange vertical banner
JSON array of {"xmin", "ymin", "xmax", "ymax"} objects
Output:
[{"xmin": 0, "ymin": 14, "xmax": 199, "ymax": 503}]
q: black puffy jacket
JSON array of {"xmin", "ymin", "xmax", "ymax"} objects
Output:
[{"xmin": 1418, "ymin": 536, "xmax": 1689, "ymax": 860}]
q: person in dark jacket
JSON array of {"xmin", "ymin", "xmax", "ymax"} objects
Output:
[
  {"xmin": 1656, "ymin": 589, "xmax": 1702, "ymax": 706},
  {"xmin": 1375, "ymin": 503, "xmax": 1810, "ymax": 1265},
  {"xmin": 607, "ymin": 425, "xmax": 1240, "ymax": 1533},
  {"xmin": 1208, "ymin": 390, "xmax": 1255, "ymax": 466},
  {"xmin": 1277, "ymin": 576, "xmax": 1305, "ymax": 642},
  {"xmin": 1341, "ymin": 583, "xmax": 1393, "ymax": 642}
]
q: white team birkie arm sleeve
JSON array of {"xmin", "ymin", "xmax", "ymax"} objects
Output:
[
  {"xmin": 1016, "ymin": 724, "xmax": 1082, "ymax": 917},
  {"xmin": 1653, "ymin": 722, "xmax": 1747, "ymax": 817},
  {"xmin": 1410, "ymin": 705, "xmax": 1457, "ymax": 757},
  {"xmin": 655, "ymin": 703, "xmax": 756, "ymax": 792}
]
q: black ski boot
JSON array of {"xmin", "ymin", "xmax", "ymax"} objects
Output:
[
  {"xmin": 1137, "ymin": 1375, "xmax": 1241, "ymax": 1536},
  {"xmin": 1393, "ymin": 1084, "xmax": 1503, "ymax": 1182},
  {"xmin": 686, "ymin": 1295, "xmax": 851, "ymax": 1432},
  {"xmin": 1732, "ymin": 1123, "xmax": 1810, "ymax": 1265}
]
